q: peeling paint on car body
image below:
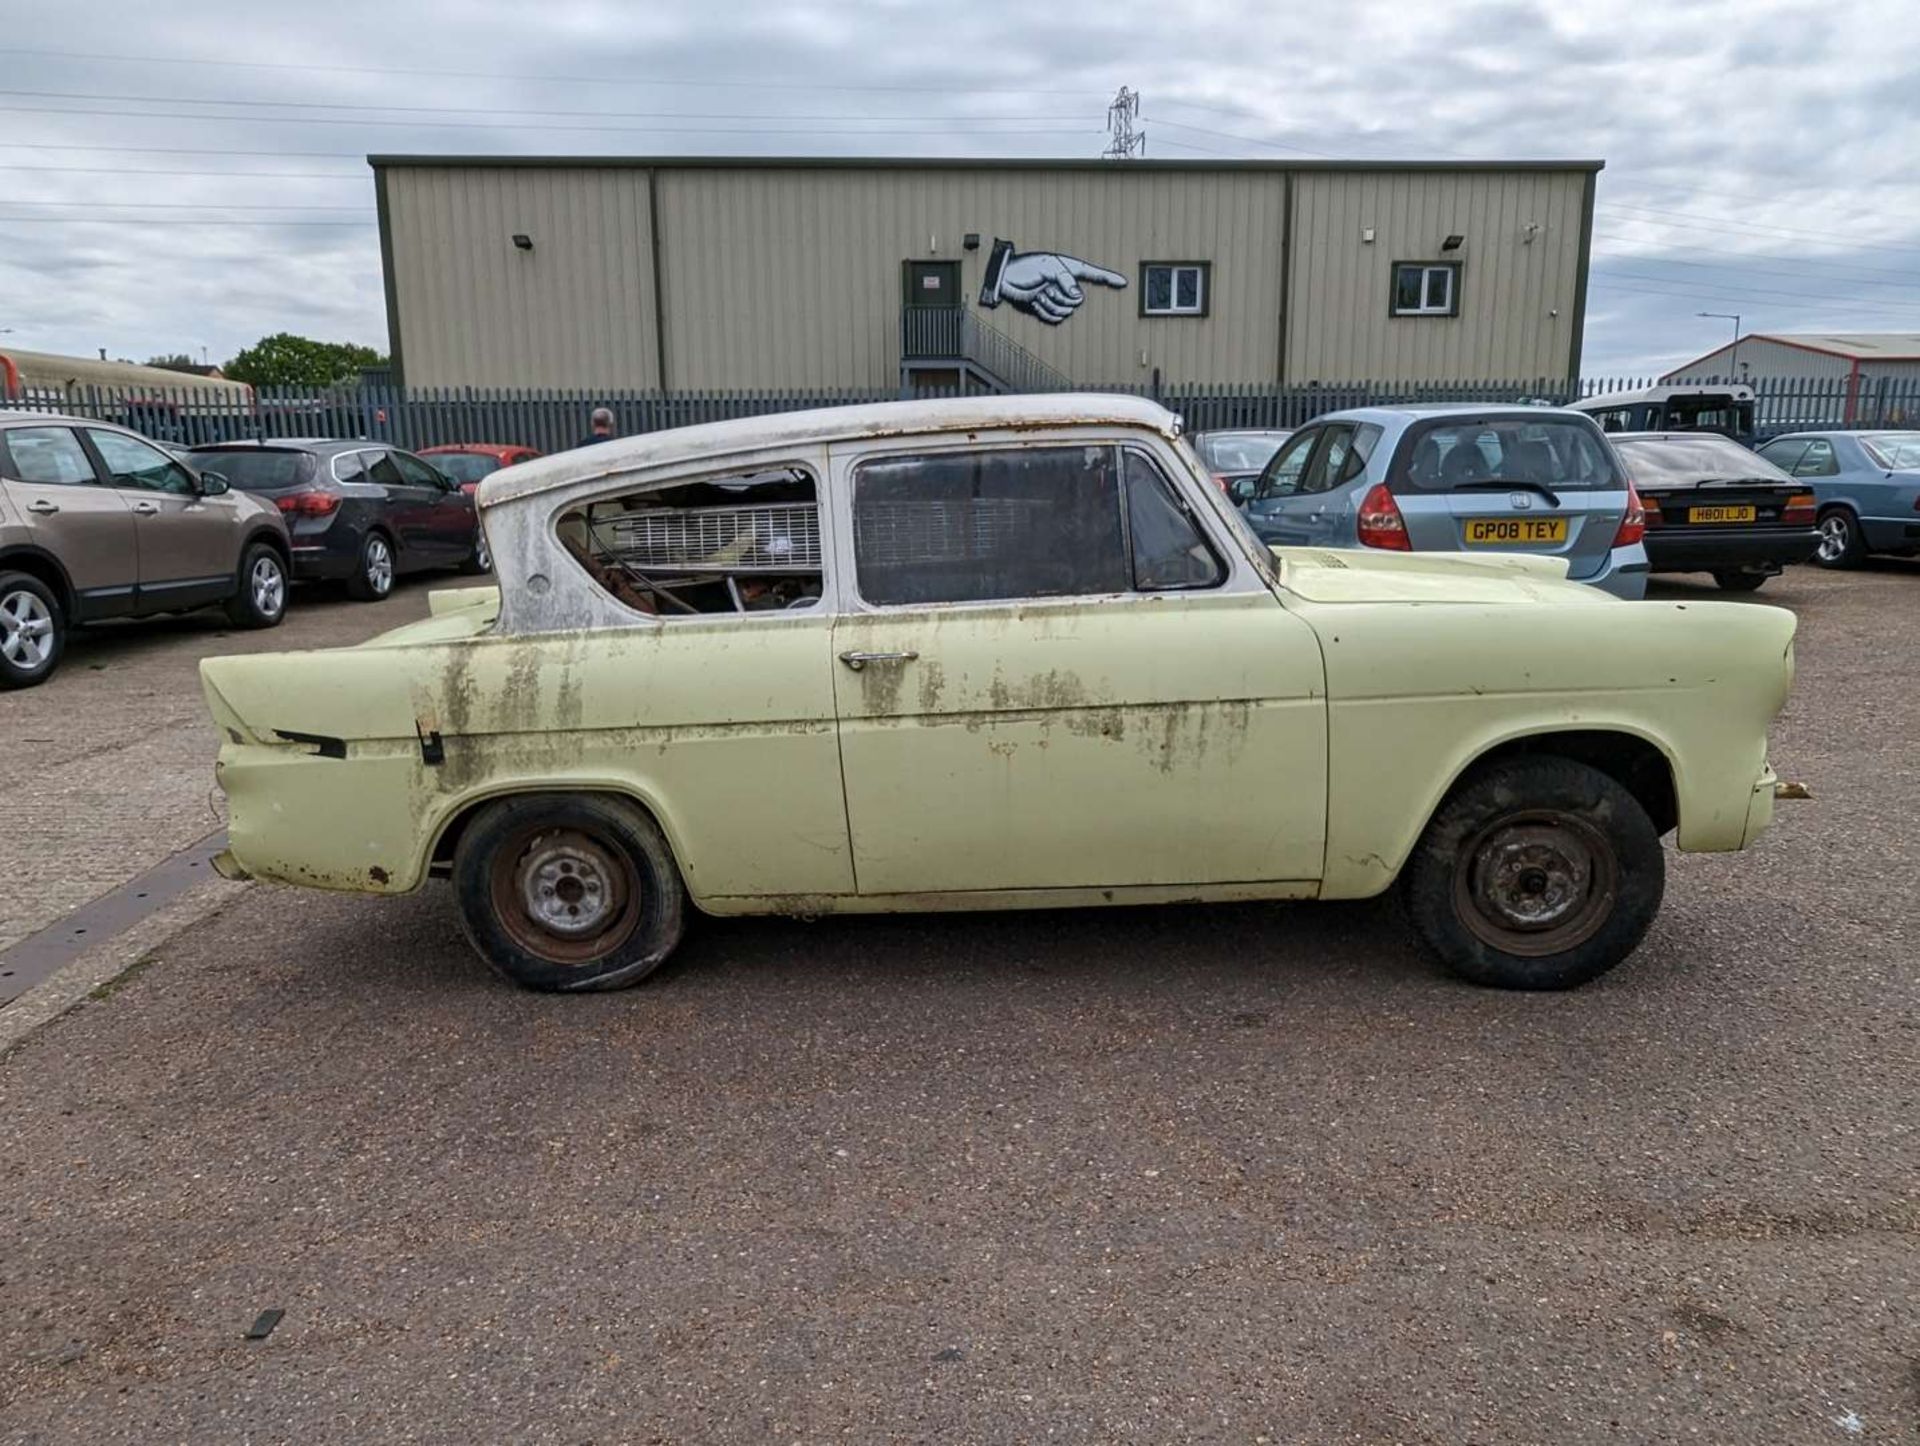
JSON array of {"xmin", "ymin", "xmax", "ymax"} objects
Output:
[{"xmin": 199, "ymin": 395, "xmax": 1795, "ymax": 924}]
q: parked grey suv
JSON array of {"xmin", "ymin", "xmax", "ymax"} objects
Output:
[{"xmin": 0, "ymin": 415, "xmax": 291, "ymax": 688}]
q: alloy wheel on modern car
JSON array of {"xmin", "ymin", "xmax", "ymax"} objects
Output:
[
  {"xmin": 0, "ymin": 586, "xmax": 56, "ymax": 674},
  {"xmin": 251, "ymin": 553, "xmax": 286, "ymax": 620}
]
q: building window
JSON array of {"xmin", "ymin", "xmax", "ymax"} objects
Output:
[
  {"xmin": 1141, "ymin": 262, "xmax": 1210, "ymax": 317},
  {"xmin": 1391, "ymin": 262, "xmax": 1460, "ymax": 317}
]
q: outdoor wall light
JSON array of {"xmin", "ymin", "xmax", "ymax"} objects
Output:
[
  {"xmin": 963, "ymin": 233, "xmax": 980, "ymax": 250},
  {"xmin": 511, "ymin": 233, "xmax": 534, "ymax": 252},
  {"xmin": 1441, "ymin": 233, "xmax": 1465, "ymax": 251}
]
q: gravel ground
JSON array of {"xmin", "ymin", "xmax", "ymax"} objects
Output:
[{"xmin": 1, "ymin": 563, "xmax": 1915, "ymax": 1444}]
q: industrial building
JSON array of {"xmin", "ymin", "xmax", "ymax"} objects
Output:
[{"xmin": 372, "ymin": 155, "xmax": 1601, "ymax": 393}]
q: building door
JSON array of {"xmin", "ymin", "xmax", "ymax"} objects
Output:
[{"xmin": 903, "ymin": 260, "xmax": 960, "ymax": 309}]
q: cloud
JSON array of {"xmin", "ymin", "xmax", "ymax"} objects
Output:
[{"xmin": 0, "ymin": 0, "xmax": 1915, "ymax": 376}]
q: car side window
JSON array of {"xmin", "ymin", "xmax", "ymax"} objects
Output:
[
  {"xmin": 1, "ymin": 426, "xmax": 99, "ymax": 486},
  {"xmin": 332, "ymin": 451, "xmax": 369, "ymax": 483},
  {"xmin": 853, "ymin": 444, "xmax": 1130, "ymax": 606},
  {"xmin": 1123, "ymin": 449, "xmax": 1225, "ymax": 591},
  {"xmin": 1256, "ymin": 429, "xmax": 1320, "ymax": 499},
  {"xmin": 1791, "ymin": 440, "xmax": 1837, "ymax": 477},
  {"xmin": 364, "ymin": 451, "xmax": 406, "ymax": 486},
  {"xmin": 84, "ymin": 428, "xmax": 197, "ymax": 496},
  {"xmin": 392, "ymin": 451, "xmax": 447, "ymax": 487},
  {"xmin": 1757, "ymin": 440, "xmax": 1808, "ymax": 474}
]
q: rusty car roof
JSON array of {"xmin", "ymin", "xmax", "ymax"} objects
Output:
[{"xmin": 475, "ymin": 393, "xmax": 1183, "ymax": 509}]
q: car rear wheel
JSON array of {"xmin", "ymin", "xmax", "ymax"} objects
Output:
[
  {"xmin": 225, "ymin": 543, "xmax": 288, "ymax": 628},
  {"xmin": 1711, "ymin": 569, "xmax": 1769, "ymax": 593},
  {"xmin": 1813, "ymin": 509, "xmax": 1865, "ymax": 569},
  {"xmin": 452, "ymin": 793, "xmax": 687, "ymax": 992},
  {"xmin": 1402, "ymin": 756, "xmax": 1664, "ymax": 990},
  {"xmin": 346, "ymin": 531, "xmax": 395, "ymax": 601},
  {"xmin": 0, "ymin": 572, "xmax": 63, "ymax": 689}
]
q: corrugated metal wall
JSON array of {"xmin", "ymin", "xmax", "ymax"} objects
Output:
[
  {"xmin": 1666, "ymin": 338, "xmax": 1853, "ymax": 382},
  {"xmin": 1286, "ymin": 170, "xmax": 1588, "ymax": 383},
  {"xmin": 381, "ymin": 162, "xmax": 1593, "ymax": 390},
  {"xmin": 384, "ymin": 166, "xmax": 663, "ymax": 389}
]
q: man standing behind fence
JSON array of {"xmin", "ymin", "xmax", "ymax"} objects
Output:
[{"xmin": 576, "ymin": 406, "xmax": 617, "ymax": 448}]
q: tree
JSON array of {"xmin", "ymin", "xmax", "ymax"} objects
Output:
[
  {"xmin": 145, "ymin": 354, "xmax": 202, "ymax": 373},
  {"xmin": 224, "ymin": 333, "xmax": 387, "ymax": 388}
]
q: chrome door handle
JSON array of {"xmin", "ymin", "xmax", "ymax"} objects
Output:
[
  {"xmin": 26, "ymin": 500, "xmax": 59, "ymax": 515},
  {"xmin": 131, "ymin": 502, "xmax": 160, "ymax": 516},
  {"xmin": 838, "ymin": 650, "xmax": 919, "ymax": 671}
]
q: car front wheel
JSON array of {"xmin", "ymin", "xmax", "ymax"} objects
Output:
[
  {"xmin": 1401, "ymin": 756, "xmax": 1665, "ymax": 990},
  {"xmin": 0, "ymin": 571, "xmax": 64, "ymax": 689},
  {"xmin": 452, "ymin": 793, "xmax": 687, "ymax": 992},
  {"xmin": 1813, "ymin": 509, "xmax": 1865, "ymax": 569}
]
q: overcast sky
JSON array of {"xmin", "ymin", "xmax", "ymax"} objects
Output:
[{"xmin": 3, "ymin": 0, "xmax": 1917, "ymax": 379}]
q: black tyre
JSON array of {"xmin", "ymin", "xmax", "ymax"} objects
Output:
[
  {"xmin": 458, "ymin": 523, "xmax": 492, "ymax": 575},
  {"xmin": 1813, "ymin": 508, "xmax": 1866, "ymax": 569},
  {"xmin": 1711, "ymin": 569, "xmax": 1769, "ymax": 593},
  {"xmin": 0, "ymin": 571, "xmax": 64, "ymax": 689},
  {"xmin": 1401, "ymin": 756, "xmax": 1665, "ymax": 990},
  {"xmin": 345, "ymin": 531, "xmax": 396, "ymax": 601},
  {"xmin": 224, "ymin": 542, "xmax": 289, "ymax": 628},
  {"xmin": 452, "ymin": 793, "xmax": 687, "ymax": 992}
]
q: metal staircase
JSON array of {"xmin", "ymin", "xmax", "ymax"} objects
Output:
[{"xmin": 899, "ymin": 306, "xmax": 1073, "ymax": 395}]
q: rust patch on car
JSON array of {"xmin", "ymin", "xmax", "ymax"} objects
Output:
[{"xmin": 368, "ymin": 865, "xmax": 390, "ymax": 885}]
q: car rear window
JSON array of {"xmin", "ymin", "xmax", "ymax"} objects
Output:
[
  {"xmin": 1392, "ymin": 416, "xmax": 1621, "ymax": 492},
  {"xmin": 431, "ymin": 453, "xmax": 503, "ymax": 484},
  {"xmin": 1612, "ymin": 436, "xmax": 1791, "ymax": 487},
  {"xmin": 1861, "ymin": 433, "xmax": 1920, "ymax": 470},
  {"xmin": 190, "ymin": 449, "xmax": 311, "ymax": 490}
]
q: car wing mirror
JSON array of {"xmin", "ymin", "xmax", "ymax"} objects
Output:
[
  {"xmin": 198, "ymin": 470, "xmax": 230, "ymax": 496},
  {"xmin": 1228, "ymin": 478, "xmax": 1257, "ymax": 506}
]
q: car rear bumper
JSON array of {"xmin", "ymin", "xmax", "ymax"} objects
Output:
[
  {"xmin": 1573, "ymin": 544, "xmax": 1649, "ymax": 600},
  {"xmin": 1645, "ymin": 526, "xmax": 1820, "ymax": 574},
  {"xmin": 288, "ymin": 539, "xmax": 360, "ymax": 581}
]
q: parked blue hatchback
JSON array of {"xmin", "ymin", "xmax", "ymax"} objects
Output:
[
  {"xmin": 1232, "ymin": 406, "xmax": 1650, "ymax": 598},
  {"xmin": 1753, "ymin": 431, "xmax": 1920, "ymax": 568}
]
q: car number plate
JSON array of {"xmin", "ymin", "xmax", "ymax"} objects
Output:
[
  {"xmin": 1688, "ymin": 504, "xmax": 1757, "ymax": 524},
  {"xmin": 1464, "ymin": 517, "xmax": 1568, "ymax": 545}
]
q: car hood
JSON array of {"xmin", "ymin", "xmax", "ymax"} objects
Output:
[{"xmin": 1272, "ymin": 545, "xmax": 1610, "ymax": 606}]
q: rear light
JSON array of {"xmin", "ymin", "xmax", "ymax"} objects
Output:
[
  {"xmin": 1356, "ymin": 483, "xmax": 1411, "ymax": 550},
  {"xmin": 1211, "ymin": 472, "xmax": 1232, "ymax": 492},
  {"xmin": 1783, "ymin": 492, "xmax": 1816, "ymax": 526},
  {"xmin": 1612, "ymin": 481, "xmax": 1647, "ymax": 548},
  {"xmin": 1640, "ymin": 493, "xmax": 1664, "ymax": 530},
  {"xmin": 274, "ymin": 489, "xmax": 341, "ymax": 518}
]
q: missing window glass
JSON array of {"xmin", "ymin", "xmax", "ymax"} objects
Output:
[{"xmin": 557, "ymin": 466, "xmax": 824, "ymax": 617}]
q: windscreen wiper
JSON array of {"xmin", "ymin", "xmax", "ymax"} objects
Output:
[{"xmin": 1450, "ymin": 478, "xmax": 1562, "ymax": 507}]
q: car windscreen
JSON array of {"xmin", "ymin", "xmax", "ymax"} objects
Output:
[
  {"xmin": 431, "ymin": 453, "xmax": 503, "ymax": 484},
  {"xmin": 1613, "ymin": 436, "xmax": 1791, "ymax": 487},
  {"xmin": 188, "ymin": 448, "xmax": 312, "ymax": 490},
  {"xmin": 1199, "ymin": 433, "xmax": 1288, "ymax": 473},
  {"xmin": 1861, "ymin": 433, "xmax": 1920, "ymax": 470},
  {"xmin": 1391, "ymin": 416, "xmax": 1622, "ymax": 492}
]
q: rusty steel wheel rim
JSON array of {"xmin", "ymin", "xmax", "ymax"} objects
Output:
[
  {"xmin": 490, "ymin": 825, "xmax": 643, "ymax": 966},
  {"xmin": 1453, "ymin": 809, "xmax": 1619, "ymax": 958}
]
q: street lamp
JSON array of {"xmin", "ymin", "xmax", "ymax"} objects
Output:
[{"xmin": 1697, "ymin": 311, "xmax": 1741, "ymax": 376}]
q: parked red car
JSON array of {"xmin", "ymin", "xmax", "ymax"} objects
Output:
[{"xmin": 419, "ymin": 444, "xmax": 542, "ymax": 493}]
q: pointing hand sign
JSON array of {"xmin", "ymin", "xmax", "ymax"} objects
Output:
[{"xmin": 979, "ymin": 240, "xmax": 1128, "ymax": 326}]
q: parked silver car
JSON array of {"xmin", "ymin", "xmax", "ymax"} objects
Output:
[
  {"xmin": 0, "ymin": 415, "xmax": 290, "ymax": 688},
  {"xmin": 1236, "ymin": 406, "xmax": 1650, "ymax": 598}
]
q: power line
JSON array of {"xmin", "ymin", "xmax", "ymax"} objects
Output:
[
  {"xmin": 1601, "ymin": 201, "xmax": 1920, "ymax": 258},
  {"xmin": 1588, "ymin": 278, "xmax": 1920, "ymax": 319},
  {"xmin": 1595, "ymin": 265, "xmax": 1920, "ymax": 309},
  {"xmin": 0, "ymin": 88, "xmax": 1094, "ymax": 124},
  {"xmin": 0, "ymin": 165, "xmax": 369, "ymax": 179},
  {"xmin": 0, "ymin": 216, "xmax": 375, "ymax": 227},
  {"xmin": 0, "ymin": 198, "xmax": 367, "ymax": 211},
  {"xmin": 0, "ymin": 103, "xmax": 1100, "ymax": 138},
  {"xmin": 0, "ymin": 46, "xmax": 1100, "ymax": 98},
  {"xmin": 1593, "ymin": 236, "xmax": 1920, "ymax": 290},
  {"xmin": 0, "ymin": 143, "xmax": 364, "ymax": 158}
]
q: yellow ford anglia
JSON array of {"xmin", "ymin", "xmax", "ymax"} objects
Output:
[{"xmin": 200, "ymin": 396, "xmax": 1795, "ymax": 993}]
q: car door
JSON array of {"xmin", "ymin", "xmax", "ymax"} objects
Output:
[
  {"xmin": 1826, "ymin": 435, "xmax": 1898, "ymax": 523},
  {"xmin": 359, "ymin": 448, "xmax": 431, "ymax": 563},
  {"xmin": 827, "ymin": 435, "xmax": 1328, "ymax": 897},
  {"xmin": 1242, "ymin": 426, "xmax": 1323, "ymax": 544},
  {"xmin": 82, "ymin": 427, "xmax": 241, "ymax": 612},
  {"xmin": 1297, "ymin": 423, "xmax": 1385, "ymax": 547},
  {"xmin": 0, "ymin": 424, "xmax": 138, "ymax": 620},
  {"xmin": 391, "ymin": 449, "xmax": 475, "ymax": 561}
]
